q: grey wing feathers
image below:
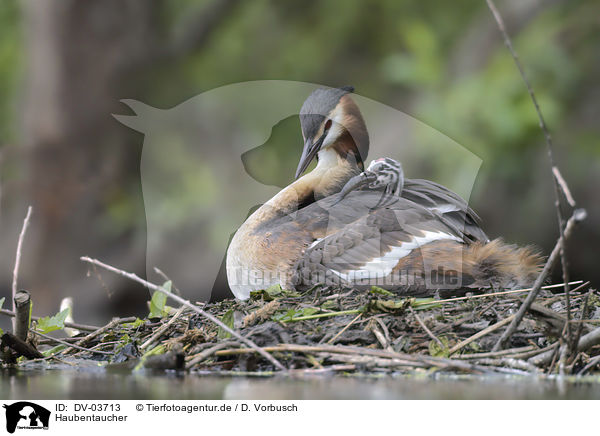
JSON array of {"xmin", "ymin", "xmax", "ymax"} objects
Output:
[
  {"xmin": 341, "ymin": 158, "xmax": 488, "ymax": 243},
  {"xmin": 296, "ymin": 193, "xmax": 462, "ymax": 277},
  {"xmin": 402, "ymin": 178, "xmax": 488, "ymax": 243}
]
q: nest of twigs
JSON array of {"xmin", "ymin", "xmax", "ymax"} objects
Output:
[{"xmin": 8, "ymin": 279, "xmax": 599, "ymax": 377}]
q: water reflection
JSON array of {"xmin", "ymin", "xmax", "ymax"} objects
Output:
[{"xmin": 2, "ymin": 367, "xmax": 600, "ymax": 400}]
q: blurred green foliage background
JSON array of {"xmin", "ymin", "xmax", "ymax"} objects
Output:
[{"xmin": 0, "ymin": 0, "xmax": 597, "ymax": 322}]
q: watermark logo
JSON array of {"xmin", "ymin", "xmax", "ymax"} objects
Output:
[
  {"xmin": 114, "ymin": 81, "xmax": 482, "ymax": 299},
  {"xmin": 3, "ymin": 402, "xmax": 50, "ymax": 433}
]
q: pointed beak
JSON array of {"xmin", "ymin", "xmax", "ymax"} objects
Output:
[{"xmin": 295, "ymin": 135, "xmax": 325, "ymax": 180}]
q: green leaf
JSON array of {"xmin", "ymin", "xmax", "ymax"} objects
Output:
[
  {"xmin": 365, "ymin": 297, "xmax": 441, "ymax": 314},
  {"xmin": 272, "ymin": 308, "xmax": 298, "ymax": 322},
  {"xmin": 123, "ymin": 318, "xmax": 145, "ymax": 329},
  {"xmin": 365, "ymin": 299, "xmax": 410, "ymax": 314},
  {"xmin": 0, "ymin": 297, "xmax": 5, "ymax": 310},
  {"xmin": 134, "ymin": 344, "xmax": 166, "ymax": 371},
  {"xmin": 428, "ymin": 336, "xmax": 450, "ymax": 358},
  {"xmin": 468, "ymin": 342, "xmax": 481, "ymax": 352},
  {"xmin": 370, "ymin": 286, "xmax": 395, "ymax": 297},
  {"xmin": 217, "ymin": 309, "xmax": 235, "ymax": 339},
  {"xmin": 143, "ymin": 344, "xmax": 165, "ymax": 357},
  {"xmin": 281, "ymin": 289, "xmax": 301, "ymax": 298},
  {"xmin": 411, "ymin": 298, "xmax": 442, "ymax": 311},
  {"xmin": 148, "ymin": 281, "xmax": 171, "ymax": 318},
  {"xmin": 300, "ymin": 307, "xmax": 319, "ymax": 317},
  {"xmin": 272, "ymin": 307, "xmax": 319, "ymax": 322},
  {"xmin": 320, "ymin": 300, "xmax": 337, "ymax": 310},
  {"xmin": 264, "ymin": 284, "xmax": 283, "ymax": 297},
  {"xmin": 117, "ymin": 333, "xmax": 132, "ymax": 346},
  {"xmin": 250, "ymin": 284, "xmax": 283, "ymax": 301},
  {"xmin": 42, "ymin": 344, "xmax": 66, "ymax": 356},
  {"xmin": 35, "ymin": 308, "xmax": 69, "ymax": 334}
]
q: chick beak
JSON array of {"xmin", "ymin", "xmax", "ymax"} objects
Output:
[
  {"xmin": 295, "ymin": 135, "xmax": 325, "ymax": 180},
  {"xmin": 332, "ymin": 171, "xmax": 376, "ymax": 205}
]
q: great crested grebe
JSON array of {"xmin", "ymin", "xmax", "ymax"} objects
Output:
[{"xmin": 226, "ymin": 86, "xmax": 541, "ymax": 300}]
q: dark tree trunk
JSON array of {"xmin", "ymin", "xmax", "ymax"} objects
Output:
[
  {"xmin": 0, "ymin": 0, "xmax": 240, "ymax": 322},
  {"xmin": 17, "ymin": 0, "xmax": 157, "ymax": 318}
]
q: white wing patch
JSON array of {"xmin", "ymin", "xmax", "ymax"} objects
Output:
[
  {"xmin": 309, "ymin": 237, "xmax": 323, "ymax": 249},
  {"xmin": 330, "ymin": 230, "xmax": 461, "ymax": 281},
  {"xmin": 429, "ymin": 204, "xmax": 462, "ymax": 214}
]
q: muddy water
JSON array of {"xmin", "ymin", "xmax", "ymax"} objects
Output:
[{"xmin": 2, "ymin": 365, "xmax": 600, "ymax": 400}]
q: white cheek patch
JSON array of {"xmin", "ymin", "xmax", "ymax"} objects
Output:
[
  {"xmin": 321, "ymin": 122, "xmax": 343, "ymax": 148},
  {"xmin": 321, "ymin": 104, "xmax": 347, "ymax": 148},
  {"xmin": 330, "ymin": 230, "xmax": 461, "ymax": 281}
]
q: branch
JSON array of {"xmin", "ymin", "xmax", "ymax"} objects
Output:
[
  {"xmin": 12, "ymin": 206, "xmax": 32, "ymax": 325},
  {"xmin": 0, "ymin": 308, "xmax": 100, "ymax": 332},
  {"xmin": 529, "ymin": 325, "xmax": 600, "ymax": 367},
  {"xmin": 80, "ymin": 256, "xmax": 286, "ymax": 371},
  {"xmin": 13, "ymin": 291, "xmax": 31, "ymax": 342},
  {"xmin": 1, "ymin": 332, "xmax": 43, "ymax": 359},
  {"xmin": 485, "ymin": 0, "xmax": 578, "ymax": 348},
  {"xmin": 31, "ymin": 330, "xmax": 113, "ymax": 356},
  {"xmin": 492, "ymin": 209, "xmax": 586, "ymax": 351}
]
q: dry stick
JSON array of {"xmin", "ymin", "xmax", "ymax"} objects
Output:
[
  {"xmin": 153, "ymin": 267, "xmax": 183, "ymax": 297},
  {"xmin": 0, "ymin": 308, "xmax": 101, "ymax": 332},
  {"xmin": 368, "ymin": 321, "xmax": 389, "ymax": 350},
  {"xmin": 528, "ymin": 302, "xmax": 569, "ymax": 330},
  {"xmin": 215, "ymin": 343, "xmax": 518, "ymax": 375},
  {"xmin": 327, "ymin": 313, "xmax": 362, "ymax": 345},
  {"xmin": 455, "ymin": 345, "xmax": 536, "ymax": 360},
  {"xmin": 80, "ymin": 256, "xmax": 285, "ymax": 371},
  {"xmin": 456, "ymin": 342, "xmax": 557, "ymax": 364},
  {"xmin": 289, "ymin": 364, "xmax": 356, "ymax": 375},
  {"xmin": 140, "ymin": 305, "xmax": 186, "ymax": 350},
  {"xmin": 314, "ymin": 352, "xmax": 423, "ymax": 370},
  {"xmin": 554, "ymin": 280, "xmax": 589, "ymax": 298},
  {"xmin": 374, "ymin": 317, "xmax": 392, "ymax": 349},
  {"xmin": 62, "ymin": 316, "xmax": 136, "ymax": 355},
  {"xmin": 31, "ymin": 330, "xmax": 112, "ymax": 356},
  {"xmin": 37, "ymin": 336, "xmax": 81, "ymax": 345},
  {"xmin": 548, "ymin": 337, "xmax": 564, "ymax": 373},
  {"xmin": 186, "ymin": 341, "xmax": 238, "ymax": 369},
  {"xmin": 13, "ymin": 290, "xmax": 31, "ymax": 341},
  {"xmin": 11, "ymin": 206, "xmax": 32, "ymax": 331},
  {"xmin": 558, "ymin": 342, "xmax": 568, "ymax": 376},
  {"xmin": 572, "ymin": 290, "xmax": 591, "ymax": 358},
  {"xmin": 431, "ymin": 281, "xmax": 582, "ymax": 305},
  {"xmin": 475, "ymin": 357, "xmax": 539, "ymax": 373},
  {"xmin": 572, "ymin": 326, "xmax": 600, "ymax": 356},
  {"xmin": 486, "ymin": 0, "xmax": 578, "ymax": 351},
  {"xmin": 514, "ymin": 342, "xmax": 559, "ymax": 361},
  {"xmin": 552, "ymin": 167, "xmax": 576, "ymax": 207},
  {"xmin": 492, "ymin": 210, "xmax": 586, "ymax": 351},
  {"xmin": 529, "ymin": 325, "xmax": 600, "ymax": 367},
  {"xmin": 578, "ymin": 355, "xmax": 600, "ymax": 375},
  {"xmin": 409, "ymin": 307, "xmax": 443, "ymax": 348},
  {"xmin": 242, "ymin": 300, "xmax": 280, "ymax": 328},
  {"xmin": 449, "ymin": 314, "xmax": 516, "ymax": 356},
  {"xmin": 1, "ymin": 332, "xmax": 43, "ymax": 359}
]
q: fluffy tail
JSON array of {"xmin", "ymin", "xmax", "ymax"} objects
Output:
[{"xmin": 463, "ymin": 239, "xmax": 543, "ymax": 290}]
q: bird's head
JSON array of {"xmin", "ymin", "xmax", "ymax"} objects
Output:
[{"xmin": 295, "ymin": 86, "xmax": 370, "ymax": 179}]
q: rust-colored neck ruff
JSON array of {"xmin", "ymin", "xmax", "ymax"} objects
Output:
[{"xmin": 226, "ymin": 147, "xmax": 360, "ymax": 299}]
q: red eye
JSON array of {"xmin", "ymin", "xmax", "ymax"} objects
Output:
[{"xmin": 324, "ymin": 119, "xmax": 332, "ymax": 132}]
